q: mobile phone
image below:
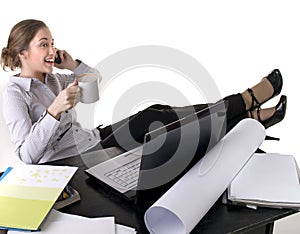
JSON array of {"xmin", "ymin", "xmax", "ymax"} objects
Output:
[{"xmin": 54, "ymin": 51, "xmax": 62, "ymax": 64}]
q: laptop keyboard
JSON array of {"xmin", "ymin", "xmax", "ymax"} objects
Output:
[{"xmin": 105, "ymin": 158, "xmax": 141, "ymax": 189}]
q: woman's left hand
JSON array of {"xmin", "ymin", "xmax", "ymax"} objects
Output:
[{"xmin": 54, "ymin": 49, "xmax": 79, "ymax": 71}]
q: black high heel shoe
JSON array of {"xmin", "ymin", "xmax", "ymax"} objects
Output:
[
  {"xmin": 257, "ymin": 95, "xmax": 287, "ymax": 129},
  {"xmin": 247, "ymin": 69, "xmax": 283, "ymax": 111}
]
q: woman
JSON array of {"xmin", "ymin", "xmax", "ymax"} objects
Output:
[{"xmin": 1, "ymin": 19, "xmax": 287, "ymax": 164}]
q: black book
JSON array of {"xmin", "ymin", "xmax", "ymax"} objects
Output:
[{"xmin": 54, "ymin": 185, "xmax": 81, "ymax": 209}]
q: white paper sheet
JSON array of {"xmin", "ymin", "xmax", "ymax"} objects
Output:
[
  {"xmin": 144, "ymin": 119, "xmax": 266, "ymax": 234},
  {"xmin": 8, "ymin": 209, "xmax": 137, "ymax": 234},
  {"xmin": 229, "ymin": 153, "xmax": 300, "ymax": 206},
  {"xmin": 8, "ymin": 209, "xmax": 115, "ymax": 234},
  {"xmin": 116, "ymin": 224, "xmax": 137, "ymax": 234}
]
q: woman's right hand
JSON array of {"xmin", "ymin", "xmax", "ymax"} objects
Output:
[{"xmin": 47, "ymin": 80, "xmax": 80, "ymax": 119}]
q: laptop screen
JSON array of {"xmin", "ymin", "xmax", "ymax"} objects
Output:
[{"xmin": 136, "ymin": 101, "xmax": 227, "ymax": 206}]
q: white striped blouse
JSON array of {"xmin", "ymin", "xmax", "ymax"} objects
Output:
[{"xmin": 2, "ymin": 62, "xmax": 102, "ymax": 164}]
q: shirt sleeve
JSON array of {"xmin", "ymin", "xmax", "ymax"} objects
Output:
[
  {"xmin": 2, "ymin": 85, "xmax": 60, "ymax": 164},
  {"xmin": 55, "ymin": 61, "xmax": 102, "ymax": 89}
]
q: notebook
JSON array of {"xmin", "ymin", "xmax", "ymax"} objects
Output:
[
  {"xmin": 84, "ymin": 101, "xmax": 228, "ymax": 203},
  {"xmin": 224, "ymin": 153, "xmax": 300, "ymax": 209}
]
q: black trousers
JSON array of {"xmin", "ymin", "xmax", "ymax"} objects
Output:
[{"xmin": 98, "ymin": 93, "xmax": 247, "ymax": 149}]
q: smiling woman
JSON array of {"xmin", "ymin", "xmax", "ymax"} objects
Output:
[
  {"xmin": 0, "ymin": 19, "xmax": 102, "ymax": 164},
  {"xmin": 18, "ymin": 27, "xmax": 57, "ymax": 80},
  {"xmin": 1, "ymin": 20, "xmax": 47, "ymax": 71},
  {"xmin": 0, "ymin": 19, "xmax": 287, "ymax": 166}
]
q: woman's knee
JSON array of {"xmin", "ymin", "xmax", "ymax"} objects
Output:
[{"xmin": 145, "ymin": 104, "xmax": 172, "ymax": 111}]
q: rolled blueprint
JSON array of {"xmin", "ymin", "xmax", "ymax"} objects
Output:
[{"xmin": 144, "ymin": 119, "xmax": 266, "ymax": 234}]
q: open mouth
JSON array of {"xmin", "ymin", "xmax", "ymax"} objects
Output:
[{"xmin": 45, "ymin": 58, "xmax": 54, "ymax": 65}]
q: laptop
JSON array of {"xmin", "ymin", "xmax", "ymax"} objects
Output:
[{"xmin": 84, "ymin": 101, "xmax": 228, "ymax": 204}]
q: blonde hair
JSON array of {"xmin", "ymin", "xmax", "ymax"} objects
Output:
[{"xmin": 1, "ymin": 19, "xmax": 47, "ymax": 71}]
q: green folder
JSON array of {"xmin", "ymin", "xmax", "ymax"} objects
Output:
[{"xmin": 0, "ymin": 165, "xmax": 77, "ymax": 231}]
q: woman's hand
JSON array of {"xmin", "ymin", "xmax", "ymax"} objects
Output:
[
  {"xmin": 47, "ymin": 80, "xmax": 80, "ymax": 119},
  {"xmin": 54, "ymin": 49, "xmax": 80, "ymax": 71}
]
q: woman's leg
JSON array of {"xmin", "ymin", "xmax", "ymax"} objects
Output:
[
  {"xmin": 223, "ymin": 69, "xmax": 285, "ymax": 131},
  {"xmin": 223, "ymin": 93, "xmax": 247, "ymax": 132},
  {"xmin": 99, "ymin": 69, "xmax": 285, "ymax": 149},
  {"xmin": 98, "ymin": 104, "xmax": 208, "ymax": 149}
]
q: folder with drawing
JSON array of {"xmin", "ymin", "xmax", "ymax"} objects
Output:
[
  {"xmin": 224, "ymin": 153, "xmax": 300, "ymax": 210},
  {"xmin": 0, "ymin": 165, "xmax": 77, "ymax": 231}
]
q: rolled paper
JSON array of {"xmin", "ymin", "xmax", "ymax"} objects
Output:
[{"xmin": 144, "ymin": 119, "xmax": 266, "ymax": 234}]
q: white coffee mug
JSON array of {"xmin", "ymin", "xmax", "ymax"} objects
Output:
[{"xmin": 77, "ymin": 74, "xmax": 99, "ymax": 103}]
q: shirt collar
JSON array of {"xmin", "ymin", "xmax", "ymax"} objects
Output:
[
  {"xmin": 10, "ymin": 74, "xmax": 50, "ymax": 91},
  {"xmin": 10, "ymin": 76, "xmax": 33, "ymax": 91}
]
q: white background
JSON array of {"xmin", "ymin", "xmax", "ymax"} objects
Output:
[{"xmin": 0, "ymin": 1, "xmax": 298, "ymax": 163}]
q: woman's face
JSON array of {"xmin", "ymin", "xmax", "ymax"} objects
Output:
[{"xmin": 19, "ymin": 27, "xmax": 56, "ymax": 79}]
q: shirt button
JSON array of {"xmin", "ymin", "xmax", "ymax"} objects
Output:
[
  {"xmin": 75, "ymin": 129, "xmax": 79, "ymax": 132},
  {"xmin": 88, "ymin": 138, "xmax": 92, "ymax": 141}
]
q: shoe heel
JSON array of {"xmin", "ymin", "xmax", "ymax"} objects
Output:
[{"xmin": 265, "ymin": 135, "xmax": 280, "ymax": 141}]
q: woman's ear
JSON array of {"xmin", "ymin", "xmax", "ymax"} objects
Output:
[{"xmin": 18, "ymin": 50, "xmax": 28, "ymax": 60}]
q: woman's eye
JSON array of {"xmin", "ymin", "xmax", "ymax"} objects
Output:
[{"xmin": 41, "ymin": 43, "xmax": 48, "ymax": 48}]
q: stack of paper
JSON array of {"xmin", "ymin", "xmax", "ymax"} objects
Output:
[
  {"xmin": 8, "ymin": 209, "xmax": 137, "ymax": 234},
  {"xmin": 226, "ymin": 153, "xmax": 300, "ymax": 209},
  {"xmin": 0, "ymin": 165, "xmax": 77, "ymax": 231}
]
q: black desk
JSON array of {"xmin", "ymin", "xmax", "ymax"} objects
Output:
[{"xmin": 46, "ymin": 154, "xmax": 296, "ymax": 234}]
